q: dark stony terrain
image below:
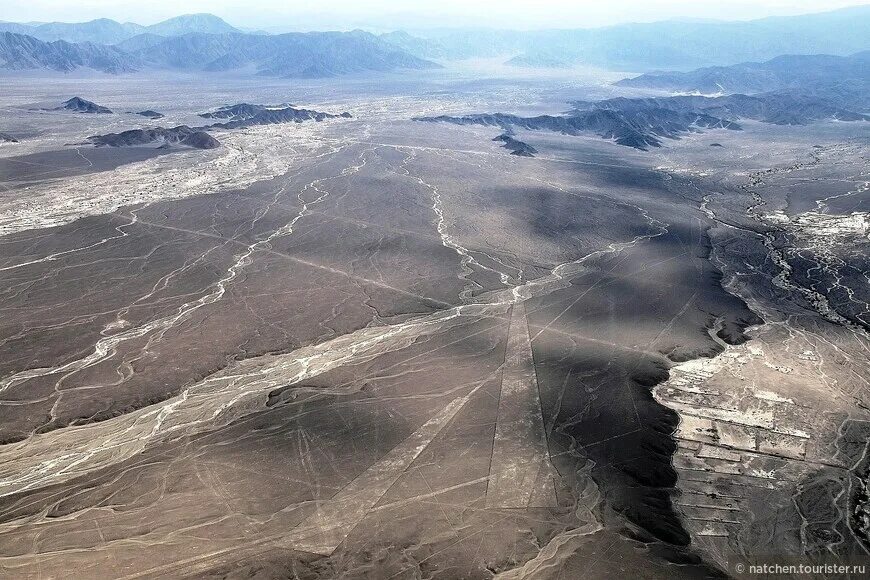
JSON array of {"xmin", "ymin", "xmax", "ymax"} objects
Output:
[{"xmin": 0, "ymin": 62, "xmax": 867, "ymax": 580}]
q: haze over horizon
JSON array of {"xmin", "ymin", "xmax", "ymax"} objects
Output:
[{"xmin": 2, "ymin": 0, "xmax": 870, "ymax": 31}]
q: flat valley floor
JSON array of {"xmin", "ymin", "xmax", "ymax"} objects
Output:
[{"xmin": 0, "ymin": 72, "xmax": 868, "ymax": 579}]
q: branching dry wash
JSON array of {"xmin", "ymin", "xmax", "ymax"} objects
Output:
[{"xmin": 0, "ymin": 7, "xmax": 869, "ymax": 579}]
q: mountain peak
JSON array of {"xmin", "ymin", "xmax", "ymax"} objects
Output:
[{"xmin": 146, "ymin": 14, "xmax": 239, "ymax": 36}]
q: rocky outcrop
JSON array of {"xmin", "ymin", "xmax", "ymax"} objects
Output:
[
  {"xmin": 87, "ymin": 126, "xmax": 219, "ymax": 149},
  {"xmin": 493, "ymin": 133, "xmax": 537, "ymax": 156},
  {"xmin": 86, "ymin": 102, "xmax": 349, "ymax": 151},
  {"xmin": 58, "ymin": 97, "xmax": 113, "ymax": 113},
  {"xmin": 200, "ymin": 103, "xmax": 352, "ymax": 129},
  {"xmin": 135, "ymin": 110, "xmax": 164, "ymax": 119}
]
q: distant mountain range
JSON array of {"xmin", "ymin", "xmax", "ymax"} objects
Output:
[
  {"xmin": 0, "ymin": 13, "xmax": 437, "ymax": 78},
  {"xmin": 0, "ymin": 14, "xmax": 240, "ymax": 45},
  {"xmin": 0, "ymin": 32, "xmax": 135, "ymax": 73},
  {"xmin": 129, "ymin": 30, "xmax": 437, "ymax": 77},
  {"xmin": 0, "ymin": 28, "xmax": 438, "ymax": 77},
  {"xmin": 3, "ymin": 7, "xmax": 870, "ymax": 76},
  {"xmin": 382, "ymin": 5, "xmax": 870, "ymax": 71},
  {"xmin": 616, "ymin": 51, "xmax": 870, "ymax": 109}
]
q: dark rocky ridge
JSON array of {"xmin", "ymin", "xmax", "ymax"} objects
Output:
[
  {"xmin": 58, "ymin": 97, "xmax": 113, "ymax": 114},
  {"xmin": 86, "ymin": 103, "xmax": 351, "ymax": 149},
  {"xmin": 418, "ymin": 89, "xmax": 867, "ymax": 150},
  {"xmin": 417, "ymin": 108, "xmax": 739, "ymax": 151},
  {"xmin": 576, "ymin": 93, "xmax": 869, "ymax": 126},
  {"xmin": 199, "ymin": 103, "xmax": 352, "ymax": 128},
  {"xmin": 87, "ymin": 126, "xmax": 219, "ymax": 149},
  {"xmin": 199, "ymin": 103, "xmax": 276, "ymax": 120}
]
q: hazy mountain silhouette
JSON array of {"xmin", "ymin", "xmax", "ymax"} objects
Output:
[
  {"xmin": 0, "ymin": 28, "xmax": 438, "ymax": 76},
  {"xmin": 131, "ymin": 30, "xmax": 439, "ymax": 77},
  {"xmin": 0, "ymin": 14, "xmax": 239, "ymax": 45},
  {"xmin": 616, "ymin": 51, "xmax": 870, "ymax": 109},
  {"xmin": 0, "ymin": 32, "xmax": 136, "ymax": 73},
  {"xmin": 383, "ymin": 5, "xmax": 870, "ymax": 70}
]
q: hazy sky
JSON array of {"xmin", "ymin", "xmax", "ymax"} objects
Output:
[{"xmin": 2, "ymin": 0, "xmax": 869, "ymax": 31}]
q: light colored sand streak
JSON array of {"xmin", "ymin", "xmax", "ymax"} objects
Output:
[
  {"xmin": 0, "ymin": 123, "xmax": 341, "ymax": 236},
  {"xmin": 0, "ymin": 175, "xmax": 665, "ymax": 499}
]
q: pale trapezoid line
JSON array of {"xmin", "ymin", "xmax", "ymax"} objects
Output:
[
  {"xmin": 487, "ymin": 302, "xmax": 556, "ymax": 509},
  {"xmin": 286, "ymin": 383, "xmax": 483, "ymax": 555}
]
